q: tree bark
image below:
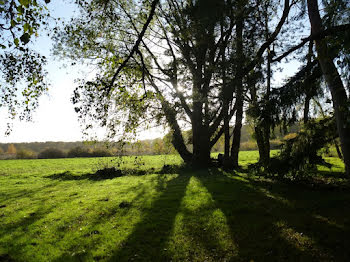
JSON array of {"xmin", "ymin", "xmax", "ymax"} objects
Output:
[
  {"xmin": 307, "ymin": 0, "xmax": 350, "ymax": 175},
  {"xmin": 260, "ymin": 15, "xmax": 271, "ymax": 166},
  {"xmin": 222, "ymin": 24, "xmax": 231, "ymax": 168},
  {"xmin": 192, "ymin": 82, "xmax": 211, "ymax": 167},
  {"xmin": 304, "ymin": 40, "xmax": 314, "ymax": 124},
  {"xmin": 162, "ymin": 100, "xmax": 192, "ymax": 163},
  {"xmin": 230, "ymin": 11, "xmax": 244, "ymax": 167}
]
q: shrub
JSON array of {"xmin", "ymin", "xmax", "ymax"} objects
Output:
[
  {"xmin": 283, "ymin": 133, "xmax": 297, "ymax": 140},
  {"xmin": 38, "ymin": 148, "xmax": 66, "ymax": 159},
  {"xmin": 269, "ymin": 117, "xmax": 336, "ymax": 178},
  {"xmin": 270, "ymin": 139, "xmax": 282, "ymax": 149},
  {"xmin": 67, "ymin": 146, "xmax": 91, "ymax": 158},
  {"xmin": 240, "ymin": 141, "xmax": 258, "ymax": 151},
  {"xmin": 91, "ymin": 148, "xmax": 113, "ymax": 157},
  {"xmin": 16, "ymin": 149, "xmax": 37, "ymax": 159}
]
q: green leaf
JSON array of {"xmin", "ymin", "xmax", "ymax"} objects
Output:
[
  {"xmin": 17, "ymin": 5, "xmax": 24, "ymax": 14},
  {"xmin": 19, "ymin": 0, "xmax": 30, "ymax": 7},
  {"xmin": 20, "ymin": 33, "xmax": 30, "ymax": 45},
  {"xmin": 14, "ymin": 38, "xmax": 19, "ymax": 47},
  {"xmin": 11, "ymin": 19, "xmax": 17, "ymax": 27},
  {"xmin": 23, "ymin": 23, "xmax": 30, "ymax": 33}
]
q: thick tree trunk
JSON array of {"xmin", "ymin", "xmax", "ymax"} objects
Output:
[
  {"xmin": 307, "ymin": 0, "xmax": 350, "ymax": 175},
  {"xmin": 230, "ymin": 11, "xmax": 244, "ymax": 168},
  {"xmin": 162, "ymin": 101, "xmax": 192, "ymax": 163},
  {"xmin": 255, "ymin": 126, "xmax": 269, "ymax": 165},
  {"xmin": 192, "ymin": 89, "xmax": 211, "ymax": 167}
]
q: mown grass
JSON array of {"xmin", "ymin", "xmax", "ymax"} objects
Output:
[{"xmin": 0, "ymin": 152, "xmax": 349, "ymax": 261}]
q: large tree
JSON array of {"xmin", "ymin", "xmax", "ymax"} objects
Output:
[{"xmin": 54, "ymin": 0, "xmax": 296, "ymax": 167}]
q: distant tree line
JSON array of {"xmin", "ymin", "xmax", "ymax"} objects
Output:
[{"xmin": 0, "ymin": 124, "xmax": 299, "ymax": 159}]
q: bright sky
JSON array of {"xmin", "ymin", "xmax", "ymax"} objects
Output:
[{"xmin": 0, "ymin": 2, "xmax": 302, "ymax": 143}]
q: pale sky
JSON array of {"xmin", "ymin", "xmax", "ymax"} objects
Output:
[{"xmin": 0, "ymin": 2, "xmax": 302, "ymax": 143}]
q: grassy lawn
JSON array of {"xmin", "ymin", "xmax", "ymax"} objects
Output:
[{"xmin": 0, "ymin": 152, "xmax": 349, "ymax": 261}]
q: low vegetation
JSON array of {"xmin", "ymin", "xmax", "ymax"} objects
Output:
[{"xmin": 0, "ymin": 152, "xmax": 348, "ymax": 261}]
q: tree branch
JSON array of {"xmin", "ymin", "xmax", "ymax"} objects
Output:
[
  {"xmin": 272, "ymin": 23, "xmax": 350, "ymax": 63},
  {"xmin": 244, "ymin": 0, "xmax": 291, "ymax": 74},
  {"xmin": 106, "ymin": 0, "xmax": 159, "ymax": 94}
]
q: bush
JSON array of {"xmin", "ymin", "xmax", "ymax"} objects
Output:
[
  {"xmin": 67, "ymin": 146, "xmax": 91, "ymax": 158},
  {"xmin": 269, "ymin": 117, "xmax": 336, "ymax": 178},
  {"xmin": 16, "ymin": 149, "xmax": 37, "ymax": 159},
  {"xmin": 270, "ymin": 139, "xmax": 282, "ymax": 149},
  {"xmin": 38, "ymin": 148, "xmax": 66, "ymax": 159},
  {"xmin": 240, "ymin": 141, "xmax": 258, "ymax": 151},
  {"xmin": 91, "ymin": 148, "xmax": 113, "ymax": 157},
  {"xmin": 283, "ymin": 133, "xmax": 297, "ymax": 140}
]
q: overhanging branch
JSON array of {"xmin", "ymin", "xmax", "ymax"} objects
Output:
[
  {"xmin": 106, "ymin": 0, "xmax": 159, "ymax": 94},
  {"xmin": 272, "ymin": 23, "xmax": 350, "ymax": 63}
]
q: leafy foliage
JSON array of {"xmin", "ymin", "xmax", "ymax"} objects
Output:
[
  {"xmin": 269, "ymin": 117, "xmax": 337, "ymax": 177},
  {"xmin": 0, "ymin": 0, "xmax": 50, "ymax": 132}
]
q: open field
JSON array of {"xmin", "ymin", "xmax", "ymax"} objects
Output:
[{"xmin": 0, "ymin": 151, "xmax": 349, "ymax": 261}]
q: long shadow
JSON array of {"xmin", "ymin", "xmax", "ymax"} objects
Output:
[
  {"xmin": 46, "ymin": 165, "xmax": 186, "ymax": 181},
  {"xmin": 246, "ymin": 176, "xmax": 350, "ymax": 261},
  {"xmin": 0, "ymin": 181, "xmax": 60, "ymax": 202},
  {"xmin": 198, "ymin": 169, "xmax": 350, "ymax": 261},
  {"xmin": 51, "ymin": 175, "xmax": 169, "ymax": 262},
  {"xmin": 107, "ymin": 172, "xmax": 191, "ymax": 261},
  {"xmin": 0, "ymin": 204, "xmax": 57, "ymax": 261}
]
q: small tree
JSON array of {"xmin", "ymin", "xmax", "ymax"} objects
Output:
[
  {"xmin": 7, "ymin": 144, "xmax": 17, "ymax": 155},
  {"xmin": 16, "ymin": 149, "xmax": 36, "ymax": 159}
]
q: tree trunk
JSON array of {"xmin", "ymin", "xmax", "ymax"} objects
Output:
[
  {"xmin": 230, "ymin": 12, "xmax": 244, "ymax": 168},
  {"xmin": 192, "ymin": 89, "xmax": 211, "ymax": 167},
  {"xmin": 162, "ymin": 101, "xmax": 192, "ymax": 163},
  {"xmin": 307, "ymin": 0, "xmax": 350, "ymax": 175},
  {"xmin": 304, "ymin": 95, "xmax": 311, "ymax": 124},
  {"xmin": 230, "ymin": 104, "xmax": 243, "ymax": 167},
  {"xmin": 261, "ymin": 49, "xmax": 271, "ymax": 166},
  {"xmin": 255, "ymin": 126, "xmax": 268, "ymax": 165},
  {"xmin": 304, "ymin": 40, "xmax": 313, "ymax": 124},
  {"xmin": 259, "ymin": 8, "xmax": 271, "ymax": 167},
  {"xmin": 222, "ymin": 44, "xmax": 231, "ymax": 168}
]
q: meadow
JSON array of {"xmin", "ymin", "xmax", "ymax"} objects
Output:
[{"xmin": 0, "ymin": 151, "xmax": 349, "ymax": 261}]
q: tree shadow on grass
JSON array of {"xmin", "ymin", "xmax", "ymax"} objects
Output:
[
  {"xmin": 107, "ymin": 173, "xmax": 191, "ymax": 262},
  {"xmin": 245, "ymin": 175, "xmax": 350, "ymax": 261},
  {"xmin": 316, "ymin": 170, "xmax": 348, "ymax": 179},
  {"xmin": 0, "ymin": 181, "xmax": 60, "ymax": 202},
  {"xmin": 198, "ymin": 169, "xmax": 350, "ymax": 261},
  {"xmin": 0, "ymin": 204, "xmax": 57, "ymax": 261},
  {"xmin": 46, "ymin": 164, "xmax": 187, "ymax": 181}
]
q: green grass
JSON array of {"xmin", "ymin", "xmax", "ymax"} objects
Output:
[{"xmin": 0, "ymin": 152, "xmax": 349, "ymax": 261}]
